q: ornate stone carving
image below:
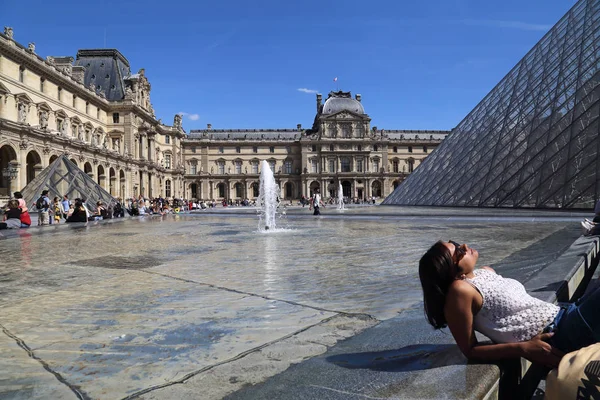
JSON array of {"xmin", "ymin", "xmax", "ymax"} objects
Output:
[
  {"xmin": 92, "ymin": 158, "xmax": 98, "ymax": 165},
  {"xmin": 91, "ymin": 133, "xmax": 97, "ymax": 146},
  {"xmin": 102, "ymin": 136, "xmax": 108, "ymax": 149},
  {"xmin": 174, "ymin": 114, "xmax": 182, "ymax": 130},
  {"xmin": 39, "ymin": 110, "xmax": 48, "ymax": 129},
  {"xmin": 3, "ymin": 27, "xmax": 13, "ymax": 39},
  {"xmin": 88, "ymin": 82, "xmax": 96, "ymax": 92},
  {"xmin": 27, "ymin": 42, "xmax": 35, "ymax": 53},
  {"xmin": 124, "ymin": 142, "xmax": 129, "ymax": 156},
  {"xmin": 60, "ymin": 119, "xmax": 69, "ymax": 136},
  {"xmin": 19, "ymin": 140, "xmax": 28, "ymax": 150},
  {"xmin": 46, "ymin": 56, "xmax": 55, "ymax": 65},
  {"xmin": 79, "ymin": 155, "xmax": 85, "ymax": 163},
  {"xmin": 42, "ymin": 146, "xmax": 51, "ymax": 155},
  {"xmin": 17, "ymin": 103, "xmax": 27, "ymax": 124},
  {"xmin": 125, "ymin": 86, "xmax": 133, "ymax": 99},
  {"xmin": 113, "ymin": 139, "xmax": 119, "ymax": 151},
  {"xmin": 77, "ymin": 125, "xmax": 84, "ymax": 141}
]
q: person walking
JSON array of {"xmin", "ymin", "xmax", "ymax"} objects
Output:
[
  {"xmin": 311, "ymin": 189, "xmax": 324, "ymax": 216},
  {"xmin": 61, "ymin": 195, "xmax": 70, "ymax": 220},
  {"xmin": 35, "ymin": 190, "xmax": 51, "ymax": 226}
]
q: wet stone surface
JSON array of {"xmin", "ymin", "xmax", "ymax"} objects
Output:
[
  {"xmin": 0, "ymin": 210, "xmax": 585, "ymax": 399},
  {"xmin": 68, "ymin": 255, "xmax": 162, "ymax": 270}
]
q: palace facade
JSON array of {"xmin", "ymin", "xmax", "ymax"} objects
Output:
[
  {"xmin": 0, "ymin": 26, "xmax": 449, "ymax": 203},
  {"xmin": 183, "ymin": 92, "xmax": 449, "ymax": 201},
  {"xmin": 0, "ymin": 27, "xmax": 185, "ymax": 201}
]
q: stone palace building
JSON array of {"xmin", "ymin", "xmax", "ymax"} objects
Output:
[{"xmin": 0, "ymin": 26, "xmax": 449, "ymax": 203}]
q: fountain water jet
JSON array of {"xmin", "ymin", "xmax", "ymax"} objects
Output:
[
  {"xmin": 258, "ymin": 160, "xmax": 280, "ymax": 231},
  {"xmin": 337, "ymin": 182, "xmax": 345, "ymax": 210}
]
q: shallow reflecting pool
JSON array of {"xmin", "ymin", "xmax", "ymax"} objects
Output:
[{"xmin": 0, "ymin": 212, "xmax": 581, "ymax": 399}]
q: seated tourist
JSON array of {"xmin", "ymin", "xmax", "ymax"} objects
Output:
[
  {"xmin": 13, "ymin": 192, "xmax": 31, "ymax": 228},
  {"xmin": 95, "ymin": 201, "xmax": 107, "ymax": 220},
  {"xmin": 419, "ymin": 240, "xmax": 600, "ymax": 368},
  {"xmin": 0, "ymin": 200, "xmax": 22, "ymax": 230},
  {"xmin": 66, "ymin": 199, "xmax": 88, "ymax": 223}
]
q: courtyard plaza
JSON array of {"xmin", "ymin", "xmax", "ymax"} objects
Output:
[{"xmin": 0, "ymin": 206, "xmax": 588, "ymax": 399}]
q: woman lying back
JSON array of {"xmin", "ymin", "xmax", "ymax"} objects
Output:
[{"xmin": 419, "ymin": 241, "xmax": 600, "ymax": 368}]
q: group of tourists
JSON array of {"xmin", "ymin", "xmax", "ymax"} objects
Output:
[{"xmin": 32, "ymin": 190, "xmax": 116, "ymax": 225}]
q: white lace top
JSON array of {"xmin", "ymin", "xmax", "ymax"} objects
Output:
[{"xmin": 466, "ymin": 269, "xmax": 559, "ymax": 343}]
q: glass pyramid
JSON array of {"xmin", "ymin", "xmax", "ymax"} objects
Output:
[
  {"xmin": 384, "ymin": 0, "xmax": 600, "ymax": 209},
  {"xmin": 21, "ymin": 155, "xmax": 116, "ymax": 212}
]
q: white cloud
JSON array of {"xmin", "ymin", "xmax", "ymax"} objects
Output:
[
  {"xmin": 297, "ymin": 88, "xmax": 319, "ymax": 94},
  {"xmin": 178, "ymin": 112, "xmax": 200, "ymax": 121},
  {"xmin": 460, "ymin": 19, "xmax": 551, "ymax": 32}
]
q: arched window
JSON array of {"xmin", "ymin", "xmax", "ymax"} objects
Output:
[
  {"xmin": 235, "ymin": 182, "xmax": 244, "ymax": 198},
  {"xmin": 408, "ymin": 159, "xmax": 414, "ymax": 173},
  {"xmin": 217, "ymin": 183, "xmax": 225, "ymax": 198},
  {"xmin": 393, "ymin": 160, "xmax": 399, "ymax": 173}
]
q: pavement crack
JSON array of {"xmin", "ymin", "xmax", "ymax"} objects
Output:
[
  {"xmin": 142, "ymin": 270, "xmax": 379, "ymax": 321},
  {"xmin": 0, "ymin": 322, "xmax": 91, "ymax": 400},
  {"xmin": 121, "ymin": 314, "xmax": 345, "ymax": 399}
]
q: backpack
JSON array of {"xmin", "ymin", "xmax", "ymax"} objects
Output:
[{"xmin": 36, "ymin": 196, "xmax": 47, "ymax": 210}]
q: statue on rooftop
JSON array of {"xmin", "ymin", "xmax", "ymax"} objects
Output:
[
  {"xmin": 3, "ymin": 27, "xmax": 13, "ymax": 39},
  {"xmin": 174, "ymin": 114, "xmax": 182, "ymax": 130},
  {"xmin": 27, "ymin": 42, "xmax": 35, "ymax": 53}
]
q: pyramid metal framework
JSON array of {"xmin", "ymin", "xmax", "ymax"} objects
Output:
[
  {"xmin": 21, "ymin": 155, "xmax": 116, "ymax": 211},
  {"xmin": 384, "ymin": 0, "xmax": 600, "ymax": 209}
]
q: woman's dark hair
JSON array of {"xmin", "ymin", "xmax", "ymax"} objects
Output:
[{"xmin": 419, "ymin": 241, "xmax": 462, "ymax": 329}]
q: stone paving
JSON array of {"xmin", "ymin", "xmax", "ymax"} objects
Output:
[{"xmin": 0, "ymin": 210, "xmax": 588, "ymax": 399}]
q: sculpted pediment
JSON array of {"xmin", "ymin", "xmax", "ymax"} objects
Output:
[{"xmin": 322, "ymin": 109, "xmax": 366, "ymax": 120}]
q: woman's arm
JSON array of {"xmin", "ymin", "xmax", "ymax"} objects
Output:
[{"xmin": 445, "ymin": 281, "xmax": 563, "ymax": 368}]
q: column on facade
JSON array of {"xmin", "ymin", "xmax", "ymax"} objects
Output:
[{"xmin": 18, "ymin": 146, "xmax": 27, "ymax": 191}]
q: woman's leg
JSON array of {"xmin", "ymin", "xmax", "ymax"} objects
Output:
[{"xmin": 552, "ymin": 285, "xmax": 600, "ymax": 352}]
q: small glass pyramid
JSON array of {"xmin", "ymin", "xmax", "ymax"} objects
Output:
[{"xmin": 21, "ymin": 155, "xmax": 116, "ymax": 212}]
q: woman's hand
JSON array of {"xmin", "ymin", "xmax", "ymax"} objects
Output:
[{"xmin": 520, "ymin": 333, "xmax": 565, "ymax": 368}]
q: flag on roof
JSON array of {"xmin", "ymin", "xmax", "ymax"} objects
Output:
[{"xmin": 333, "ymin": 77, "xmax": 338, "ymax": 82}]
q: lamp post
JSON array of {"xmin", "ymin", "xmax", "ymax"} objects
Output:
[{"xmin": 2, "ymin": 161, "xmax": 18, "ymax": 196}]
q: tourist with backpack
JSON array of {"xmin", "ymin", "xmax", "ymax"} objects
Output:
[{"xmin": 36, "ymin": 190, "xmax": 50, "ymax": 225}]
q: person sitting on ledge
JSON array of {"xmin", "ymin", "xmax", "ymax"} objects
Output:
[
  {"xmin": 419, "ymin": 240, "xmax": 600, "ymax": 368},
  {"xmin": 0, "ymin": 200, "xmax": 23, "ymax": 230},
  {"xmin": 66, "ymin": 199, "xmax": 88, "ymax": 223}
]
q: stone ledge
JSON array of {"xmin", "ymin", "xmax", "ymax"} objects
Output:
[{"xmin": 226, "ymin": 230, "xmax": 598, "ymax": 400}]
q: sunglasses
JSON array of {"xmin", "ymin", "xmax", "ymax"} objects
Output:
[{"xmin": 449, "ymin": 240, "xmax": 466, "ymax": 264}]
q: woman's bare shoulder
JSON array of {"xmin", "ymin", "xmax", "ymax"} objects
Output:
[
  {"xmin": 481, "ymin": 266, "xmax": 496, "ymax": 273},
  {"xmin": 448, "ymin": 279, "xmax": 477, "ymax": 296}
]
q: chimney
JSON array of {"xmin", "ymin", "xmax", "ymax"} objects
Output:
[
  {"xmin": 207, "ymin": 123, "xmax": 212, "ymax": 130},
  {"xmin": 72, "ymin": 65, "xmax": 85, "ymax": 84},
  {"xmin": 355, "ymin": 94, "xmax": 361, "ymax": 102},
  {"xmin": 297, "ymin": 123, "xmax": 302, "ymax": 131},
  {"xmin": 316, "ymin": 94, "xmax": 322, "ymax": 112}
]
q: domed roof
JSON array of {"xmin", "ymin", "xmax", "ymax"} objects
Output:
[{"xmin": 321, "ymin": 91, "xmax": 365, "ymax": 115}]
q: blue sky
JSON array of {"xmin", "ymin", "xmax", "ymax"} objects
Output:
[{"xmin": 2, "ymin": 0, "xmax": 573, "ymax": 131}]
